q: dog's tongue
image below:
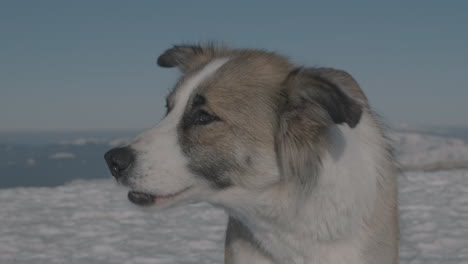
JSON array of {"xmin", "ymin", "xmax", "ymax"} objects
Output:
[{"xmin": 128, "ymin": 191, "xmax": 156, "ymax": 206}]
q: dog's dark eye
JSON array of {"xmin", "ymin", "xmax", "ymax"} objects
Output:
[
  {"xmin": 194, "ymin": 110, "xmax": 220, "ymax": 125},
  {"xmin": 165, "ymin": 105, "xmax": 169, "ymax": 115},
  {"xmin": 165, "ymin": 99, "xmax": 171, "ymax": 115}
]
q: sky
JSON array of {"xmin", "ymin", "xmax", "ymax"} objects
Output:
[{"xmin": 1, "ymin": 1, "xmax": 467, "ymax": 132}]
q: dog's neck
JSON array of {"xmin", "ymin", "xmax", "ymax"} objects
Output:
[
  {"xmin": 213, "ymin": 115, "xmax": 387, "ymax": 263},
  {"xmin": 217, "ymin": 183, "xmax": 364, "ymax": 263}
]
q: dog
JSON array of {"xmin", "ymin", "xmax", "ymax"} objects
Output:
[{"xmin": 104, "ymin": 44, "xmax": 399, "ymax": 264}]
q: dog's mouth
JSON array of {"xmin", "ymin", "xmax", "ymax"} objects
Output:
[{"xmin": 127, "ymin": 186, "xmax": 192, "ymax": 207}]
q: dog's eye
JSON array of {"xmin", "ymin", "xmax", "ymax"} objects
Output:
[
  {"xmin": 194, "ymin": 110, "xmax": 220, "ymax": 125},
  {"xmin": 165, "ymin": 105, "xmax": 169, "ymax": 115},
  {"xmin": 165, "ymin": 99, "xmax": 171, "ymax": 115}
]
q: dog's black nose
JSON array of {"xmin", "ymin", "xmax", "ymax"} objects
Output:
[{"xmin": 104, "ymin": 147, "xmax": 134, "ymax": 179}]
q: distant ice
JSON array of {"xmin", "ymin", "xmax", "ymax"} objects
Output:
[
  {"xmin": 25, "ymin": 159, "xmax": 36, "ymax": 166},
  {"xmin": 48, "ymin": 152, "xmax": 76, "ymax": 160},
  {"xmin": 394, "ymin": 132, "xmax": 468, "ymax": 170},
  {"xmin": 59, "ymin": 138, "xmax": 103, "ymax": 146},
  {"xmin": 58, "ymin": 137, "xmax": 130, "ymax": 147}
]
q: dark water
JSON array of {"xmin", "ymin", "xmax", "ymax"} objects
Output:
[
  {"xmin": 0, "ymin": 143, "xmax": 111, "ymax": 188},
  {"xmin": 0, "ymin": 131, "xmax": 137, "ymax": 188}
]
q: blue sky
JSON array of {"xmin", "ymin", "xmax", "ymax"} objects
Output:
[{"xmin": 1, "ymin": 1, "xmax": 467, "ymax": 131}]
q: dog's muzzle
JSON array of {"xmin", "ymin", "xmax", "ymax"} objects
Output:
[{"xmin": 104, "ymin": 146, "xmax": 135, "ymax": 181}]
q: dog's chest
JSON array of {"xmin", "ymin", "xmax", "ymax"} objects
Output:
[{"xmin": 239, "ymin": 219, "xmax": 364, "ymax": 264}]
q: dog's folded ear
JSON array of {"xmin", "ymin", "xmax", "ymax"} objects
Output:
[
  {"xmin": 276, "ymin": 68, "xmax": 364, "ymax": 188},
  {"xmin": 281, "ymin": 67, "xmax": 363, "ymax": 129},
  {"xmin": 157, "ymin": 44, "xmax": 229, "ymax": 73}
]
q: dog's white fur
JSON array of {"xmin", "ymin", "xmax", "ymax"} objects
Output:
[
  {"xmin": 131, "ymin": 58, "xmax": 230, "ymax": 195},
  {"xmin": 212, "ymin": 113, "xmax": 392, "ymax": 264}
]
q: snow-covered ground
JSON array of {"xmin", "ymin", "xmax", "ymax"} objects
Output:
[
  {"xmin": 1, "ymin": 132, "xmax": 467, "ymax": 263},
  {"xmin": 399, "ymin": 169, "xmax": 468, "ymax": 264},
  {"xmin": 0, "ymin": 180, "xmax": 227, "ymax": 264},
  {"xmin": 393, "ymin": 132, "xmax": 468, "ymax": 171}
]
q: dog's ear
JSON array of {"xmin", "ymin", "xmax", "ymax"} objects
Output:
[
  {"xmin": 281, "ymin": 68, "xmax": 363, "ymax": 128},
  {"xmin": 275, "ymin": 68, "xmax": 363, "ymax": 188},
  {"xmin": 157, "ymin": 44, "xmax": 229, "ymax": 73}
]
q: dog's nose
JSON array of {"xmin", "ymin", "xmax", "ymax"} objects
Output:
[{"xmin": 104, "ymin": 147, "xmax": 134, "ymax": 180}]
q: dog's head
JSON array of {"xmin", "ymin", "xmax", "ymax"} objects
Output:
[{"xmin": 104, "ymin": 44, "xmax": 365, "ymax": 209}]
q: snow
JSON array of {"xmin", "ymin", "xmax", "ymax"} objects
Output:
[
  {"xmin": 0, "ymin": 180, "xmax": 227, "ymax": 264},
  {"xmin": 399, "ymin": 170, "xmax": 468, "ymax": 263},
  {"xmin": 0, "ymin": 132, "xmax": 467, "ymax": 263}
]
